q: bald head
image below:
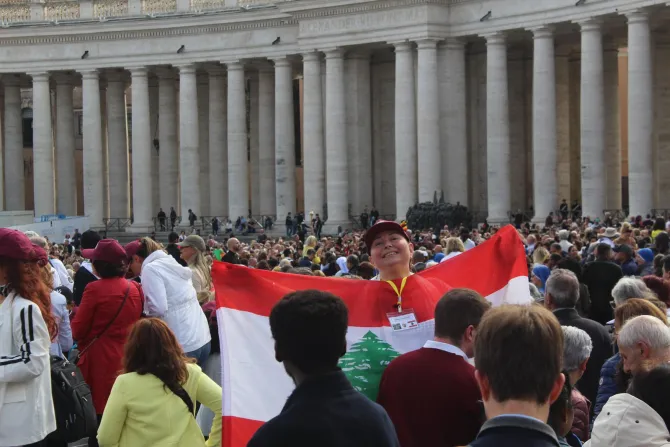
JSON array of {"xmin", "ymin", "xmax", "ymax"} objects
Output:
[{"xmin": 228, "ymin": 238, "xmax": 241, "ymax": 253}]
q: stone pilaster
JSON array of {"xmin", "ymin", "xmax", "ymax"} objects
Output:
[
  {"xmin": 207, "ymin": 66, "xmax": 227, "ymax": 218},
  {"xmin": 3, "ymin": 76, "xmax": 23, "ymax": 211},
  {"xmin": 226, "ymin": 60, "xmax": 248, "ymax": 220},
  {"xmin": 303, "ymin": 51, "xmax": 325, "ymax": 219},
  {"xmin": 54, "ymin": 73, "xmax": 77, "ymax": 216},
  {"xmin": 258, "ymin": 66, "xmax": 276, "ymax": 218},
  {"xmin": 274, "ymin": 57, "xmax": 296, "ymax": 222},
  {"xmin": 128, "ymin": 67, "xmax": 153, "ymax": 230}
]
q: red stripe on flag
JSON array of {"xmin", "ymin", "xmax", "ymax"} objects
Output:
[
  {"xmin": 222, "ymin": 416, "xmax": 264, "ymax": 447},
  {"xmin": 213, "ymin": 225, "xmax": 527, "ymax": 326}
]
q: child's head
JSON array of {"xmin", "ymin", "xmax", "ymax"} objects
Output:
[{"xmin": 548, "ymin": 375, "xmax": 574, "ymax": 438}]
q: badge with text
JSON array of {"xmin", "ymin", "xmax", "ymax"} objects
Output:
[{"xmin": 387, "ymin": 309, "xmax": 419, "ymax": 332}]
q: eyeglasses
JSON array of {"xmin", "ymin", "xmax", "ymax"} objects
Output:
[{"xmin": 610, "ymin": 301, "xmax": 616, "ymax": 309}]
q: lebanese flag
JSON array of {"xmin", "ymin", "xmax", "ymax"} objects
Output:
[{"xmin": 212, "ymin": 224, "xmax": 530, "ymax": 447}]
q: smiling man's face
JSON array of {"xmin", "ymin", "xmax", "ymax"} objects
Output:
[{"xmin": 370, "ymin": 230, "xmax": 412, "ymax": 270}]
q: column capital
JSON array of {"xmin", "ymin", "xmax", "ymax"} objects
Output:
[
  {"xmin": 79, "ymin": 69, "xmax": 99, "ymax": 80},
  {"xmin": 223, "ymin": 60, "xmax": 245, "ymax": 71},
  {"xmin": 52, "ymin": 72, "xmax": 75, "ymax": 85},
  {"xmin": 439, "ymin": 38, "xmax": 466, "ymax": 50},
  {"xmin": 575, "ymin": 17, "xmax": 602, "ymax": 31},
  {"xmin": 28, "ymin": 72, "xmax": 50, "ymax": 82},
  {"xmin": 529, "ymin": 25, "xmax": 554, "ymax": 38},
  {"xmin": 155, "ymin": 66, "xmax": 176, "ymax": 80},
  {"xmin": 321, "ymin": 48, "xmax": 345, "ymax": 59},
  {"xmin": 271, "ymin": 57, "xmax": 292, "ymax": 68},
  {"xmin": 390, "ymin": 40, "xmax": 413, "ymax": 52},
  {"xmin": 482, "ymin": 32, "xmax": 506, "ymax": 46},
  {"xmin": 206, "ymin": 65, "xmax": 226, "ymax": 77},
  {"xmin": 624, "ymin": 9, "xmax": 649, "ymax": 24},
  {"xmin": 415, "ymin": 38, "xmax": 439, "ymax": 50},
  {"xmin": 104, "ymin": 68, "xmax": 128, "ymax": 83},
  {"xmin": 302, "ymin": 50, "xmax": 322, "ymax": 62},
  {"xmin": 176, "ymin": 63, "xmax": 198, "ymax": 74},
  {"xmin": 127, "ymin": 66, "xmax": 149, "ymax": 77}
]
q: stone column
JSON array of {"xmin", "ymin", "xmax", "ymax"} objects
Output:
[
  {"xmin": 0, "ymin": 92, "xmax": 4, "ymax": 211},
  {"xmin": 100, "ymin": 83, "xmax": 110, "ymax": 219},
  {"xmin": 30, "ymin": 72, "xmax": 55, "ymax": 216},
  {"xmin": 54, "ymin": 74, "xmax": 77, "ymax": 216},
  {"xmin": 556, "ymin": 47, "xmax": 572, "ymax": 203},
  {"xmin": 157, "ymin": 68, "xmax": 178, "ymax": 214},
  {"xmin": 208, "ymin": 66, "xmax": 227, "ymax": 218},
  {"xmin": 274, "ymin": 57, "xmax": 296, "ymax": 222},
  {"xmin": 128, "ymin": 67, "xmax": 153, "ymax": 229},
  {"xmin": 81, "ymin": 70, "xmax": 104, "ymax": 226},
  {"xmin": 227, "ymin": 60, "xmax": 248, "ymax": 220},
  {"xmin": 531, "ymin": 26, "xmax": 558, "ymax": 220},
  {"xmin": 393, "ymin": 41, "xmax": 417, "ymax": 220},
  {"xmin": 3, "ymin": 77, "xmax": 24, "ymax": 210},
  {"xmin": 440, "ymin": 39, "xmax": 468, "ymax": 204},
  {"xmin": 416, "ymin": 39, "xmax": 440, "ymax": 202},
  {"xmin": 324, "ymin": 49, "xmax": 348, "ymax": 230},
  {"xmin": 303, "ymin": 51, "xmax": 325, "ymax": 220},
  {"xmin": 148, "ymin": 77, "xmax": 160, "ymax": 219},
  {"xmin": 249, "ymin": 71, "xmax": 260, "ymax": 217},
  {"xmin": 604, "ymin": 44, "xmax": 621, "ymax": 211},
  {"xmin": 258, "ymin": 65, "xmax": 276, "ymax": 218},
  {"xmin": 485, "ymin": 33, "xmax": 511, "ymax": 223},
  {"xmin": 579, "ymin": 19, "xmax": 606, "ymax": 219},
  {"xmin": 197, "ymin": 74, "xmax": 210, "ymax": 217},
  {"xmin": 627, "ymin": 11, "xmax": 653, "ymax": 216},
  {"xmin": 178, "ymin": 64, "xmax": 200, "ymax": 220},
  {"xmin": 106, "ymin": 71, "xmax": 130, "ymax": 218}
]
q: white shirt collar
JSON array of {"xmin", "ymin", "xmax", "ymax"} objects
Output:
[{"xmin": 423, "ymin": 340, "xmax": 469, "ymax": 361}]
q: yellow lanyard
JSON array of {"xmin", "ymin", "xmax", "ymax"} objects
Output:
[{"xmin": 386, "ymin": 277, "xmax": 408, "ymax": 312}]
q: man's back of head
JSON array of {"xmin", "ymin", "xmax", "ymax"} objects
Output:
[
  {"xmin": 474, "ymin": 305, "xmax": 564, "ymax": 421},
  {"xmin": 434, "ymin": 288, "xmax": 491, "ymax": 358},
  {"xmin": 595, "ymin": 243, "xmax": 612, "ymax": 261},
  {"xmin": 545, "ymin": 269, "xmax": 579, "ymax": 310},
  {"xmin": 168, "ymin": 232, "xmax": 179, "ymax": 244}
]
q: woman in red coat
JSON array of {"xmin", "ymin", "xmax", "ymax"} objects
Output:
[{"xmin": 71, "ymin": 239, "xmax": 144, "ymax": 447}]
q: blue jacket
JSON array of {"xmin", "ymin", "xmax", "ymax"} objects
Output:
[{"xmin": 592, "ymin": 353, "xmax": 620, "ymax": 424}]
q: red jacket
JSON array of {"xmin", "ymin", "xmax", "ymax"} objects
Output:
[
  {"xmin": 571, "ymin": 388, "xmax": 590, "ymax": 442},
  {"xmin": 71, "ymin": 277, "xmax": 144, "ymax": 414},
  {"xmin": 377, "ymin": 345, "xmax": 483, "ymax": 447}
]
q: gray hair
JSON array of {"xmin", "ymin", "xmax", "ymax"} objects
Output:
[
  {"xmin": 24, "ymin": 230, "xmax": 39, "ymax": 238},
  {"xmin": 612, "ymin": 277, "xmax": 657, "ymax": 306},
  {"xmin": 29, "ymin": 235, "xmax": 48, "ymax": 249},
  {"xmin": 562, "ymin": 326, "xmax": 593, "ymax": 371},
  {"xmin": 558, "ymin": 230, "xmax": 570, "ymax": 241},
  {"xmin": 545, "ymin": 269, "xmax": 579, "ymax": 308},
  {"xmin": 618, "ymin": 315, "xmax": 670, "ymax": 351}
]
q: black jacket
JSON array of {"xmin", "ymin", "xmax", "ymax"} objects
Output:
[
  {"xmin": 553, "ymin": 308, "xmax": 613, "ymax": 412},
  {"xmin": 222, "ymin": 251, "xmax": 239, "ymax": 265},
  {"xmin": 247, "ymin": 370, "xmax": 399, "ymax": 447},
  {"xmin": 72, "ymin": 266, "xmax": 97, "ymax": 306},
  {"xmin": 470, "ymin": 414, "xmax": 560, "ymax": 447},
  {"xmin": 582, "ymin": 260, "xmax": 623, "ymax": 324}
]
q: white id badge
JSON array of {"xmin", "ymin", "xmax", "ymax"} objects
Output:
[{"xmin": 386, "ymin": 309, "xmax": 419, "ymax": 332}]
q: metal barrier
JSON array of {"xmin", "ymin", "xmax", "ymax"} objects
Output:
[
  {"xmin": 152, "ymin": 216, "xmax": 181, "ymax": 231},
  {"xmin": 104, "ymin": 217, "xmax": 132, "ymax": 232}
]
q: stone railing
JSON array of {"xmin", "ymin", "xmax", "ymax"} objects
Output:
[
  {"xmin": 93, "ymin": 0, "xmax": 128, "ymax": 17},
  {"xmin": 0, "ymin": 0, "xmax": 30, "ymax": 23},
  {"xmin": 142, "ymin": 0, "xmax": 176, "ymax": 14},
  {"xmin": 190, "ymin": 0, "xmax": 226, "ymax": 11},
  {"xmin": 45, "ymin": 0, "xmax": 80, "ymax": 20}
]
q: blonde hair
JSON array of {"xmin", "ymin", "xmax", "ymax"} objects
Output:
[
  {"xmin": 533, "ymin": 247, "xmax": 550, "ymax": 265},
  {"xmin": 187, "ymin": 247, "xmax": 212, "ymax": 292},
  {"xmin": 444, "ymin": 237, "xmax": 465, "ymax": 254},
  {"xmin": 39, "ymin": 265, "xmax": 54, "ymax": 290},
  {"xmin": 305, "ymin": 236, "xmax": 317, "ymax": 247},
  {"xmin": 138, "ymin": 237, "xmax": 164, "ymax": 257}
]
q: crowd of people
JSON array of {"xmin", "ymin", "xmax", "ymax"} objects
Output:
[{"xmin": 3, "ymin": 208, "xmax": 670, "ymax": 446}]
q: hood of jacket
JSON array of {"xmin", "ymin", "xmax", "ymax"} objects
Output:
[
  {"xmin": 142, "ymin": 249, "xmax": 193, "ymax": 281},
  {"xmin": 589, "ymin": 393, "xmax": 670, "ymax": 447}
]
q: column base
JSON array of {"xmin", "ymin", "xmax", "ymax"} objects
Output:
[{"xmin": 125, "ymin": 223, "xmax": 156, "ymax": 234}]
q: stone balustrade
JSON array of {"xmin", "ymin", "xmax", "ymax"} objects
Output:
[
  {"xmin": 45, "ymin": 0, "xmax": 80, "ymax": 20},
  {"xmin": 142, "ymin": 0, "xmax": 176, "ymax": 14}
]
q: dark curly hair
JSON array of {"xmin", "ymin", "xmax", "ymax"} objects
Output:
[
  {"xmin": 123, "ymin": 319, "xmax": 194, "ymax": 400},
  {"xmin": 270, "ymin": 290, "xmax": 348, "ymax": 375}
]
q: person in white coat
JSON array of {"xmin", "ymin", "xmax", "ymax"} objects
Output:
[
  {"xmin": 126, "ymin": 237, "xmax": 211, "ymax": 366},
  {"xmin": 28, "ymin": 234, "xmax": 74, "ymax": 292},
  {"xmin": 0, "ymin": 229, "xmax": 57, "ymax": 447}
]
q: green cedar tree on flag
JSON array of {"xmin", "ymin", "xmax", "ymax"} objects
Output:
[{"xmin": 338, "ymin": 331, "xmax": 401, "ymax": 401}]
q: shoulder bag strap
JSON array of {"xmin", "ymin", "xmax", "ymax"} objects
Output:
[
  {"xmin": 171, "ymin": 384, "xmax": 195, "ymax": 415},
  {"xmin": 77, "ymin": 283, "xmax": 131, "ymax": 360}
]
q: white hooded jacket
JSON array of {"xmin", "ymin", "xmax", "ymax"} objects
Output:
[
  {"xmin": 586, "ymin": 393, "xmax": 670, "ymax": 447},
  {"xmin": 140, "ymin": 250, "xmax": 211, "ymax": 353}
]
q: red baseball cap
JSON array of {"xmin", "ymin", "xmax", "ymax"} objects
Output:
[
  {"xmin": 124, "ymin": 240, "xmax": 142, "ymax": 260},
  {"xmin": 0, "ymin": 229, "xmax": 44, "ymax": 262},
  {"xmin": 364, "ymin": 220, "xmax": 410, "ymax": 254},
  {"xmin": 82, "ymin": 239, "xmax": 127, "ymax": 264}
]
